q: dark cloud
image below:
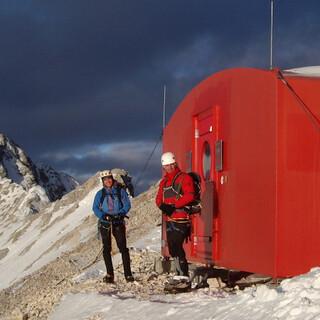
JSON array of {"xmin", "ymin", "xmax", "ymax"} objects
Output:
[
  {"xmin": 39, "ymin": 140, "xmax": 162, "ymax": 194},
  {"xmin": 1, "ymin": 0, "xmax": 320, "ymax": 192}
]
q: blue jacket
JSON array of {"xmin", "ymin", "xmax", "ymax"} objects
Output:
[{"xmin": 92, "ymin": 185, "xmax": 131, "ymax": 220}]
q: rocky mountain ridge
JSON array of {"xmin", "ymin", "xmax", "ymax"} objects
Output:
[{"xmin": 0, "ymin": 133, "xmax": 78, "ymax": 215}]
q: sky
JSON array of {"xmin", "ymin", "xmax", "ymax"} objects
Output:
[{"xmin": 1, "ymin": 0, "xmax": 320, "ymax": 193}]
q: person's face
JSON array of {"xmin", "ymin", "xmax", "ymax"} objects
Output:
[
  {"xmin": 102, "ymin": 176, "xmax": 114, "ymax": 188},
  {"xmin": 162, "ymin": 163, "xmax": 176, "ymax": 174}
]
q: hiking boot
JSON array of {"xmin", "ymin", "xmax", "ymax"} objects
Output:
[
  {"xmin": 164, "ymin": 280, "xmax": 191, "ymax": 293},
  {"xmin": 174, "ymin": 280, "xmax": 191, "ymax": 290},
  {"xmin": 125, "ymin": 275, "xmax": 134, "ymax": 282},
  {"xmin": 168, "ymin": 275, "xmax": 189, "ymax": 285},
  {"xmin": 165, "ymin": 275, "xmax": 191, "ymax": 293},
  {"xmin": 103, "ymin": 274, "xmax": 114, "ymax": 284}
]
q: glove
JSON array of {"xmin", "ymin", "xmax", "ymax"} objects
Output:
[{"xmin": 159, "ymin": 203, "xmax": 175, "ymax": 216}]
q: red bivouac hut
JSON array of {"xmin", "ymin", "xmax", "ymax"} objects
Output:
[{"xmin": 162, "ymin": 67, "xmax": 320, "ymax": 278}]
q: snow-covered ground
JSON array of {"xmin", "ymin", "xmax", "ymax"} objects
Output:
[
  {"xmin": 49, "ymin": 271, "xmax": 320, "ymax": 320},
  {"xmin": 49, "ymin": 226, "xmax": 320, "ymax": 320},
  {"xmin": 0, "ymin": 183, "xmax": 100, "ymax": 290}
]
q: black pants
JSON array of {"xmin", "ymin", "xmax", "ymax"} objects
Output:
[
  {"xmin": 166, "ymin": 221, "xmax": 190, "ymax": 277},
  {"xmin": 100, "ymin": 222, "xmax": 132, "ymax": 278}
]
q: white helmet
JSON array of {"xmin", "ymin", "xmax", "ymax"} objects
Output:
[
  {"xmin": 100, "ymin": 170, "xmax": 113, "ymax": 179},
  {"xmin": 161, "ymin": 152, "xmax": 176, "ymax": 166}
]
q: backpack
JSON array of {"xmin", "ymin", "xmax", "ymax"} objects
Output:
[
  {"xmin": 172, "ymin": 171, "xmax": 202, "ymax": 214},
  {"xmin": 111, "ymin": 168, "xmax": 134, "ymax": 197}
]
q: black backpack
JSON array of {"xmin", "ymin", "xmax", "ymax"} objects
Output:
[
  {"xmin": 120, "ymin": 174, "xmax": 134, "ymax": 197},
  {"xmin": 172, "ymin": 171, "xmax": 202, "ymax": 214},
  {"xmin": 111, "ymin": 169, "xmax": 134, "ymax": 197}
]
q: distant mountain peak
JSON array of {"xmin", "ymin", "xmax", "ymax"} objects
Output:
[{"xmin": 0, "ymin": 133, "xmax": 79, "ymax": 204}]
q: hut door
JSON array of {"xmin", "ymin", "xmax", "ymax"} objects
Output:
[{"xmin": 192, "ymin": 109, "xmax": 217, "ymax": 262}]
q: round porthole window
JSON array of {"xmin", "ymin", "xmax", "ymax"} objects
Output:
[{"xmin": 202, "ymin": 141, "xmax": 211, "ymax": 180}]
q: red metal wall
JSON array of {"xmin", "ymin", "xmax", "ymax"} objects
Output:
[
  {"xmin": 276, "ymin": 75, "xmax": 320, "ymax": 277},
  {"xmin": 214, "ymin": 69, "xmax": 277, "ymax": 276}
]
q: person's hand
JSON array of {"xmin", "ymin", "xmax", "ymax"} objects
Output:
[
  {"xmin": 159, "ymin": 203, "xmax": 175, "ymax": 216},
  {"xmin": 103, "ymin": 214, "xmax": 113, "ymax": 221}
]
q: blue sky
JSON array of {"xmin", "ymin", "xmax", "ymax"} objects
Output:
[{"xmin": 1, "ymin": 0, "xmax": 320, "ymax": 193}]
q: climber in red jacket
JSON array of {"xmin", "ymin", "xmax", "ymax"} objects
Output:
[{"xmin": 156, "ymin": 152, "xmax": 195, "ymax": 281}]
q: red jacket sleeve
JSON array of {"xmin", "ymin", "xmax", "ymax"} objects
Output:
[
  {"xmin": 175, "ymin": 174, "xmax": 195, "ymax": 208},
  {"xmin": 156, "ymin": 179, "xmax": 165, "ymax": 207}
]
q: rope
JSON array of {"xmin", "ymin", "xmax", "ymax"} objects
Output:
[
  {"xmin": 134, "ymin": 133, "xmax": 162, "ymax": 190},
  {"xmin": 55, "ymin": 246, "xmax": 103, "ymax": 286},
  {"xmin": 277, "ymin": 70, "xmax": 320, "ymax": 132},
  {"xmin": 81, "ymin": 246, "xmax": 103, "ymax": 271}
]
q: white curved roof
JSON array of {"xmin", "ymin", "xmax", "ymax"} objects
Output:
[{"xmin": 283, "ymin": 66, "xmax": 320, "ymax": 77}]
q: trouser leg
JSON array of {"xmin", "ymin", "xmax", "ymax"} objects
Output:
[
  {"xmin": 166, "ymin": 222, "xmax": 189, "ymax": 277},
  {"xmin": 112, "ymin": 223, "xmax": 132, "ymax": 278},
  {"xmin": 100, "ymin": 224, "xmax": 114, "ymax": 276}
]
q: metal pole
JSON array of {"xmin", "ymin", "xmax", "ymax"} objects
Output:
[
  {"xmin": 162, "ymin": 85, "xmax": 166, "ymax": 130},
  {"xmin": 270, "ymin": 0, "xmax": 275, "ymax": 70}
]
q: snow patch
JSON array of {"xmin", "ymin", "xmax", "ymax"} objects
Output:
[{"xmin": 284, "ymin": 66, "xmax": 320, "ymax": 77}]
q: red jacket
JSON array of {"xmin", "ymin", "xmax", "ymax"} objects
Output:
[{"xmin": 156, "ymin": 167, "xmax": 195, "ymax": 220}]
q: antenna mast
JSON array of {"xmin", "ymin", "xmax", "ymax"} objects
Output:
[
  {"xmin": 270, "ymin": 0, "xmax": 275, "ymax": 70},
  {"xmin": 162, "ymin": 85, "xmax": 166, "ymax": 131}
]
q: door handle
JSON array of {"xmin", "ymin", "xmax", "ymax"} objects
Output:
[{"xmin": 215, "ymin": 140, "xmax": 223, "ymax": 171}]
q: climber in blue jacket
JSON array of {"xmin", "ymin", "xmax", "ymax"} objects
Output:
[{"xmin": 92, "ymin": 170, "xmax": 133, "ymax": 283}]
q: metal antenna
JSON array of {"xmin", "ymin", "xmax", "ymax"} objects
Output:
[
  {"xmin": 162, "ymin": 85, "xmax": 166, "ymax": 131},
  {"xmin": 270, "ymin": 0, "xmax": 275, "ymax": 70}
]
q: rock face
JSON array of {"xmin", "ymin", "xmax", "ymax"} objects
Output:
[
  {"xmin": 0, "ymin": 133, "xmax": 78, "ymax": 216},
  {"xmin": 35, "ymin": 163, "xmax": 78, "ymax": 201},
  {"xmin": 0, "ymin": 133, "xmax": 36, "ymax": 189}
]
